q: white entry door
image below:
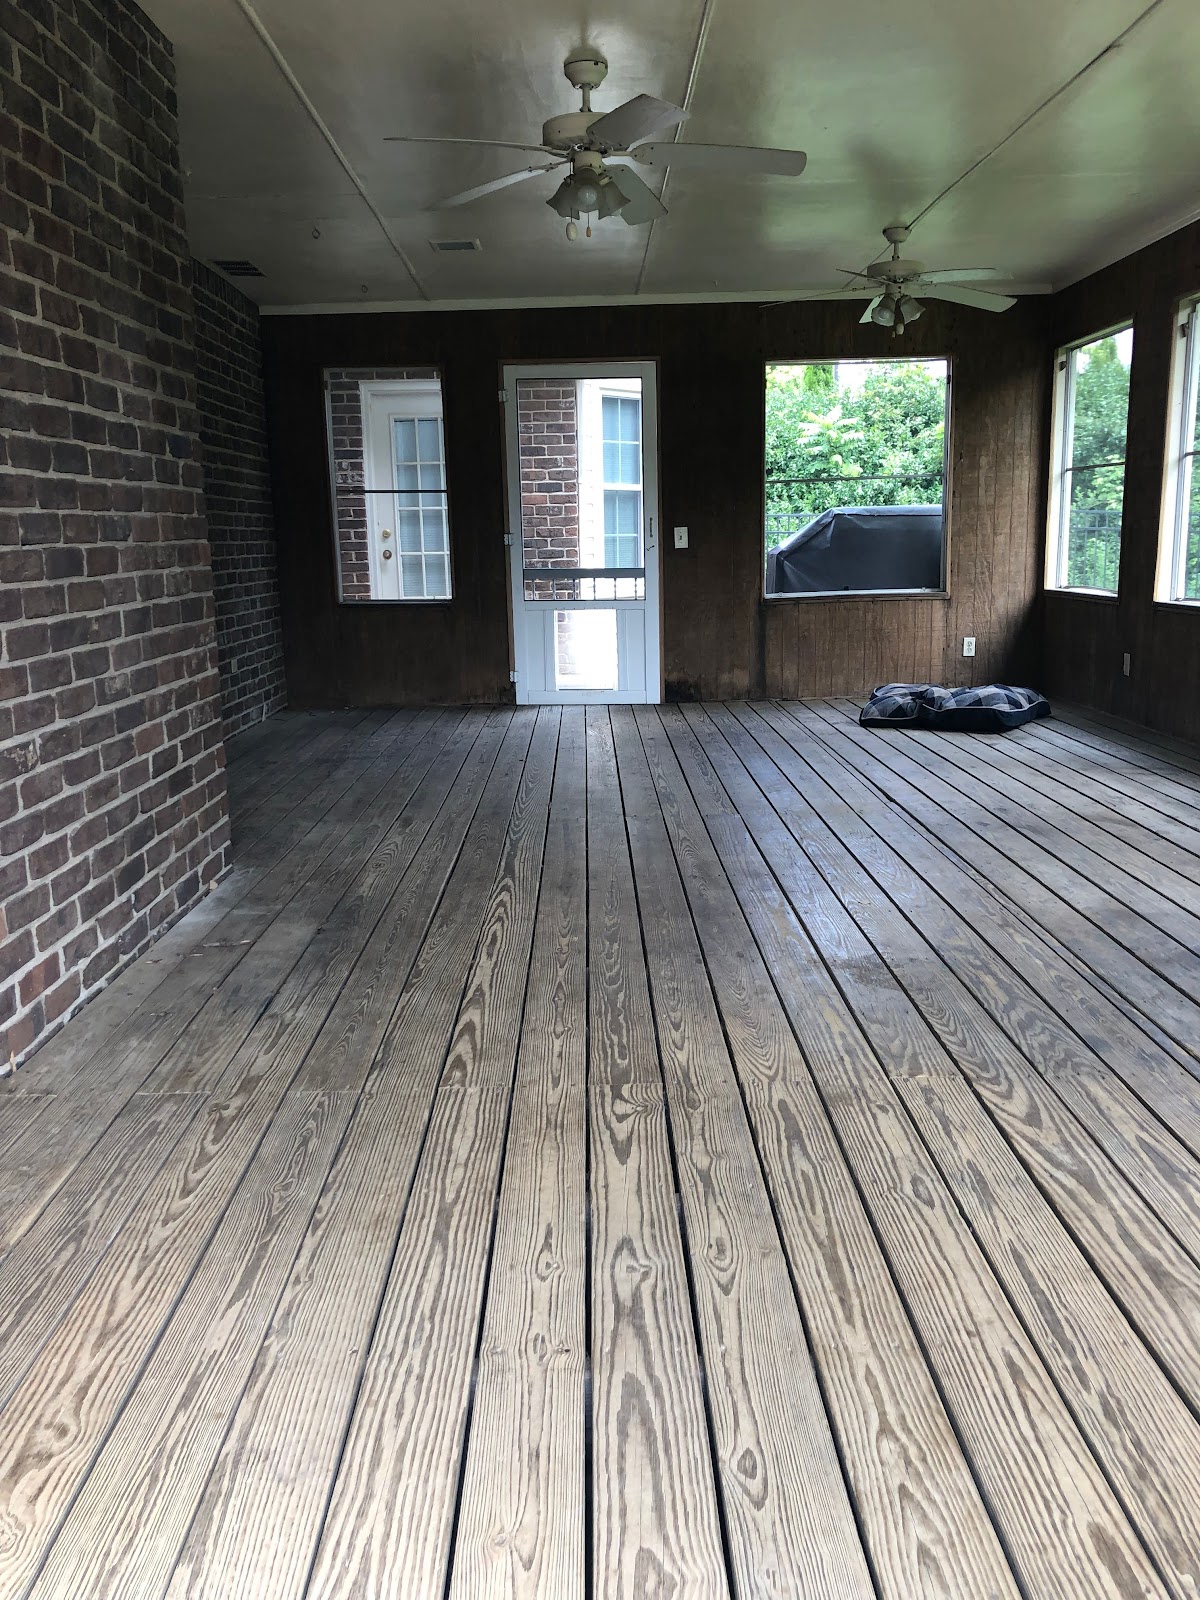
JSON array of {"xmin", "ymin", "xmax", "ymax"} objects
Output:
[{"xmin": 503, "ymin": 362, "xmax": 661, "ymax": 704}]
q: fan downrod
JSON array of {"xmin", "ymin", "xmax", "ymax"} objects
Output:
[{"xmin": 544, "ymin": 51, "xmax": 610, "ymax": 146}]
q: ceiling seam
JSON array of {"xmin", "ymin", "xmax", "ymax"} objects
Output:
[
  {"xmin": 228, "ymin": 0, "xmax": 429, "ymax": 299},
  {"xmin": 633, "ymin": 0, "xmax": 718, "ymax": 296},
  {"xmin": 903, "ymin": 0, "xmax": 1170, "ymax": 242}
]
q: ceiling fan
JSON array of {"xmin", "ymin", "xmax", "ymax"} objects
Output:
[
  {"xmin": 385, "ymin": 50, "xmax": 808, "ymax": 239},
  {"xmin": 799, "ymin": 225, "xmax": 1017, "ymax": 334}
]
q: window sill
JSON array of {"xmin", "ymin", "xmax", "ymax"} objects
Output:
[
  {"xmin": 763, "ymin": 589, "xmax": 950, "ymax": 604},
  {"xmin": 1044, "ymin": 587, "xmax": 1119, "ymax": 602},
  {"xmin": 1152, "ymin": 597, "xmax": 1200, "ymax": 613},
  {"xmin": 336, "ymin": 598, "xmax": 455, "ymax": 608}
]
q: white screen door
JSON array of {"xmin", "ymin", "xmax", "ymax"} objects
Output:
[{"xmin": 504, "ymin": 362, "xmax": 660, "ymax": 704}]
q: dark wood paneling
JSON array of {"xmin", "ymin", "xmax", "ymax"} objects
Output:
[
  {"xmin": 262, "ymin": 297, "xmax": 1048, "ymax": 706},
  {"xmin": 1043, "ymin": 220, "xmax": 1200, "ymax": 741}
]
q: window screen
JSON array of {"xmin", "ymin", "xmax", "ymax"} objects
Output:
[
  {"xmin": 765, "ymin": 358, "xmax": 949, "ymax": 597},
  {"xmin": 1046, "ymin": 329, "xmax": 1133, "ymax": 595}
]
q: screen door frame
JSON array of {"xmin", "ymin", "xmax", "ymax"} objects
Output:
[{"xmin": 502, "ymin": 360, "xmax": 662, "ymax": 706}]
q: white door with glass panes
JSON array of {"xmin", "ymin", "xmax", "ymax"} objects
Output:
[
  {"xmin": 503, "ymin": 362, "xmax": 660, "ymax": 704},
  {"xmin": 361, "ymin": 380, "xmax": 451, "ymax": 600}
]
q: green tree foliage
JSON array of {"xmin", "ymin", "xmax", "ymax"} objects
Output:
[
  {"xmin": 1064, "ymin": 335, "xmax": 1131, "ymax": 589},
  {"xmin": 765, "ymin": 361, "xmax": 946, "ymax": 547}
]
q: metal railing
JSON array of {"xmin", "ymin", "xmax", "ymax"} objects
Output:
[{"xmin": 1065, "ymin": 506, "xmax": 1122, "ymax": 592}]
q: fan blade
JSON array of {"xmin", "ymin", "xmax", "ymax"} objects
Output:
[
  {"xmin": 859, "ymin": 296, "xmax": 884, "ymax": 324},
  {"xmin": 630, "ymin": 142, "xmax": 807, "ymax": 177},
  {"xmin": 385, "ymin": 135, "xmax": 553, "ymax": 157},
  {"xmin": 785, "ymin": 288, "xmax": 879, "ymax": 300},
  {"xmin": 835, "ymin": 266, "xmax": 875, "ymax": 279},
  {"xmin": 431, "ymin": 161, "xmax": 563, "ymax": 210},
  {"xmin": 587, "ymin": 94, "xmax": 687, "ymax": 151},
  {"xmin": 920, "ymin": 267, "xmax": 1008, "ymax": 284},
  {"xmin": 605, "ymin": 162, "xmax": 667, "ymax": 225},
  {"xmin": 927, "ymin": 284, "xmax": 1016, "ymax": 312}
]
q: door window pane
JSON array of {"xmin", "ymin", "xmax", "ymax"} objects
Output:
[
  {"xmin": 601, "ymin": 394, "xmax": 643, "ymax": 568},
  {"xmin": 515, "ymin": 376, "xmax": 645, "ymax": 589},
  {"xmin": 326, "ymin": 369, "xmax": 451, "ymax": 601},
  {"xmin": 554, "ymin": 609, "xmax": 618, "ymax": 691}
]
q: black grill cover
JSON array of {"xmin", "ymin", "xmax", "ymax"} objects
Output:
[{"xmin": 766, "ymin": 505, "xmax": 943, "ymax": 595}]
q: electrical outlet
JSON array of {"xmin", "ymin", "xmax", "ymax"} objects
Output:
[
  {"xmin": 673, "ymin": 526, "xmax": 689, "ymax": 549},
  {"xmin": 1123, "ymin": 652, "xmax": 1131, "ymax": 677},
  {"xmin": 963, "ymin": 636, "xmax": 976, "ymax": 658}
]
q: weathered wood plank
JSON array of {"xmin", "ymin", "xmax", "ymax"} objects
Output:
[
  {"xmin": 11, "ymin": 703, "xmax": 1200, "ymax": 1600},
  {"xmin": 636, "ymin": 704, "xmax": 1021, "ymax": 1600},
  {"xmin": 612, "ymin": 707, "xmax": 876, "ymax": 1600},
  {"xmin": 0, "ymin": 712, "xmax": 472, "ymax": 1251},
  {"xmin": 949, "ymin": 721, "xmax": 1200, "ymax": 876},
  {"xmin": 303, "ymin": 711, "xmax": 559, "ymax": 1599},
  {"xmin": 823, "ymin": 701, "xmax": 1200, "ymax": 954},
  {"xmin": 584, "ymin": 707, "xmax": 729, "ymax": 1600},
  {"xmin": 0, "ymin": 1092, "xmax": 202, "ymax": 1404},
  {"xmin": 0, "ymin": 1091, "xmax": 50, "ymax": 1161},
  {"xmin": 0, "ymin": 716, "xmax": 516, "ymax": 1593},
  {"xmin": 779, "ymin": 699, "xmax": 1200, "ymax": 1064},
  {"xmin": 669, "ymin": 712, "xmax": 1170, "ymax": 1599},
  {"xmin": 1050, "ymin": 707, "xmax": 1200, "ymax": 791},
  {"xmin": 23, "ymin": 1090, "xmax": 351, "ymax": 1600},
  {"xmin": 739, "ymin": 701, "xmax": 1200, "ymax": 1201},
  {"xmin": 801, "ymin": 699, "xmax": 1200, "ymax": 1018},
  {"xmin": 678, "ymin": 705, "xmax": 1200, "ymax": 1592},
  {"xmin": 448, "ymin": 710, "xmax": 588, "ymax": 1600},
  {"xmin": 16, "ymin": 709, "xmax": 455, "ymax": 1102},
  {"xmin": 163, "ymin": 714, "xmax": 556, "ymax": 1600}
]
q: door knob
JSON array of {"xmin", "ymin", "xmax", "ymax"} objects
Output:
[
  {"xmin": 382, "ymin": 549, "xmax": 393, "ymax": 560},
  {"xmin": 381, "ymin": 528, "xmax": 392, "ymax": 540}
]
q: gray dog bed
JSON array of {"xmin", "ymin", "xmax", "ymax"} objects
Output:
[{"xmin": 860, "ymin": 682, "xmax": 1051, "ymax": 732}]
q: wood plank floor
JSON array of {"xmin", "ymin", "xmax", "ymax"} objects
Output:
[{"xmin": 4, "ymin": 701, "xmax": 1200, "ymax": 1599}]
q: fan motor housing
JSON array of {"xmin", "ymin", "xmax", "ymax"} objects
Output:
[
  {"xmin": 542, "ymin": 110, "xmax": 602, "ymax": 151},
  {"xmin": 563, "ymin": 51, "xmax": 608, "ymax": 91},
  {"xmin": 866, "ymin": 258, "xmax": 924, "ymax": 281}
]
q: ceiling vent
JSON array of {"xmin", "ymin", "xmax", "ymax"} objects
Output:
[
  {"xmin": 428, "ymin": 238, "xmax": 482, "ymax": 253},
  {"xmin": 212, "ymin": 258, "xmax": 265, "ymax": 277}
]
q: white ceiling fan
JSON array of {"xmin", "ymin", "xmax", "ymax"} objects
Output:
[
  {"xmin": 799, "ymin": 225, "xmax": 1018, "ymax": 333},
  {"xmin": 385, "ymin": 50, "xmax": 808, "ymax": 238}
]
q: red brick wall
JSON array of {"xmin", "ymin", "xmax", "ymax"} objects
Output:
[
  {"xmin": 193, "ymin": 262, "xmax": 286, "ymax": 735},
  {"xmin": 0, "ymin": 0, "xmax": 231, "ymax": 1066},
  {"xmin": 517, "ymin": 379, "xmax": 579, "ymax": 599}
]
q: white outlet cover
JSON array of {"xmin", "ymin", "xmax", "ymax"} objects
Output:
[{"xmin": 963, "ymin": 636, "xmax": 976, "ymax": 657}]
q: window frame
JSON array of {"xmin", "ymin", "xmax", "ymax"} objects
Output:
[
  {"xmin": 325, "ymin": 368, "xmax": 454, "ymax": 606},
  {"xmin": 1156, "ymin": 294, "xmax": 1200, "ymax": 607},
  {"xmin": 1045, "ymin": 322, "xmax": 1132, "ymax": 599},
  {"xmin": 762, "ymin": 354, "xmax": 953, "ymax": 602}
]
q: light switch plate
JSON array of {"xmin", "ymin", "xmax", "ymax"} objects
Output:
[{"xmin": 673, "ymin": 526, "xmax": 689, "ymax": 549}]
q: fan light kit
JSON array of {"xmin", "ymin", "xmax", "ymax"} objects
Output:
[{"xmin": 385, "ymin": 50, "xmax": 808, "ymax": 239}]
